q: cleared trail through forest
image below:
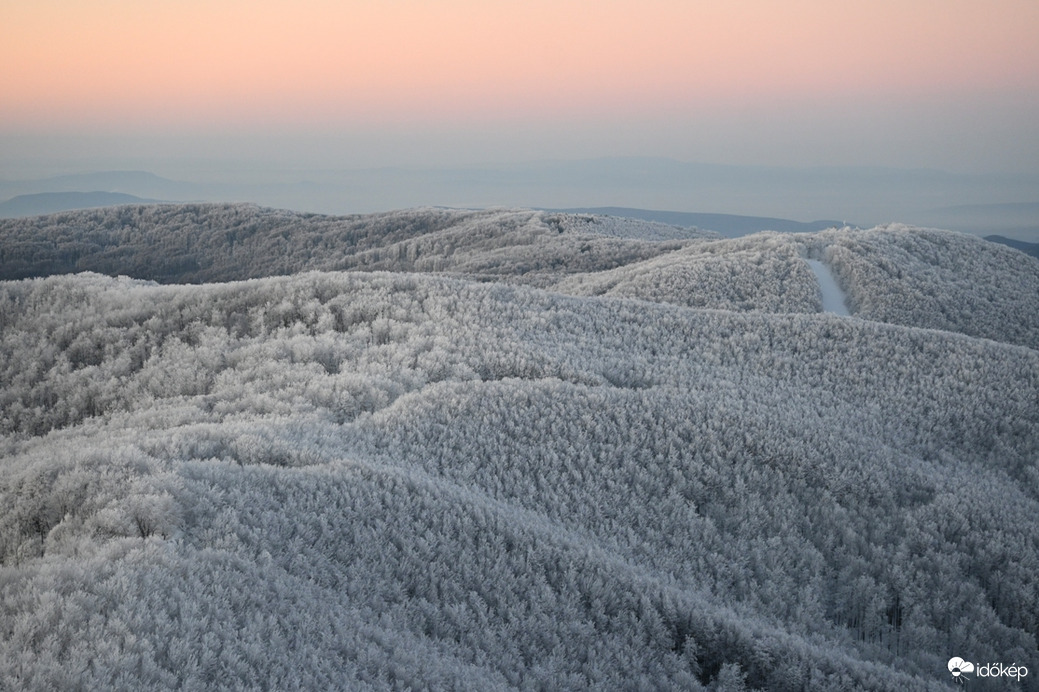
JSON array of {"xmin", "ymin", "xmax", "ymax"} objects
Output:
[{"xmin": 805, "ymin": 258, "xmax": 851, "ymax": 316}]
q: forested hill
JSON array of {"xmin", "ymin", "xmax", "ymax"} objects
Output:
[
  {"xmin": 0, "ymin": 204, "xmax": 713, "ymax": 286},
  {"xmin": 2, "ymin": 270, "xmax": 1037, "ymax": 690},
  {"xmin": 2, "ymin": 204, "xmax": 1039, "ymax": 689},
  {"xmin": 2, "ymin": 204, "xmax": 1037, "ymax": 349},
  {"xmin": 553, "ymin": 224, "xmax": 1039, "ymax": 351}
]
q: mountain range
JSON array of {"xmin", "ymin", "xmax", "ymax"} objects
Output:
[
  {"xmin": 2, "ymin": 162, "xmax": 1036, "ymax": 241},
  {"xmin": 0, "ymin": 191, "xmax": 160, "ymax": 218}
]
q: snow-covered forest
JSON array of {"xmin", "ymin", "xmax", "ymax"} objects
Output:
[{"xmin": 2, "ymin": 205, "xmax": 1038, "ymax": 690}]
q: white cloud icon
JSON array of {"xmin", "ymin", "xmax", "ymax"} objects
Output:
[{"xmin": 948, "ymin": 658, "xmax": 975, "ymax": 677}]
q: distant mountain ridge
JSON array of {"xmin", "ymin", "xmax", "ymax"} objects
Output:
[
  {"xmin": 2, "ymin": 164, "xmax": 1036, "ymax": 239},
  {"xmin": 0, "ymin": 191, "xmax": 162, "ymax": 218},
  {"xmin": 985, "ymin": 234, "xmax": 1039, "ymax": 259}
]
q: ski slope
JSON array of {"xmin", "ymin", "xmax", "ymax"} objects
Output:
[{"xmin": 805, "ymin": 258, "xmax": 852, "ymax": 316}]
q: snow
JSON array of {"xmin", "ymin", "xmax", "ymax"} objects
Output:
[{"xmin": 805, "ymin": 258, "xmax": 851, "ymax": 316}]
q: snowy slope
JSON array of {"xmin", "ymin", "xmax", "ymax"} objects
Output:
[
  {"xmin": 2, "ymin": 208, "xmax": 1038, "ymax": 690},
  {"xmin": 814, "ymin": 224, "xmax": 1039, "ymax": 349},
  {"xmin": 553, "ymin": 225, "xmax": 1039, "ymax": 349},
  {"xmin": 805, "ymin": 259, "xmax": 851, "ymax": 316}
]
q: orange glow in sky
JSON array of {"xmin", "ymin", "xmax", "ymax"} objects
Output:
[{"xmin": 3, "ymin": 0, "xmax": 1038, "ymax": 132}]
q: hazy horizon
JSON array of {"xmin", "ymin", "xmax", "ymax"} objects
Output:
[{"xmin": 2, "ymin": 1, "xmax": 1038, "ymax": 234}]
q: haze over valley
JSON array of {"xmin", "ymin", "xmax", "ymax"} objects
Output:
[{"xmin": 2, "ymin": 162, "xmax": 1038, "ymax": 244}]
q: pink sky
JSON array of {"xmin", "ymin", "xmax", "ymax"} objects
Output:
[
  {"xmin": 3, "ymin": 0, "xmax": 1037, "ymax": 127},
  {"xmin": 2, "ymin": 0, "xmax": 1038, "ymax": 174}
]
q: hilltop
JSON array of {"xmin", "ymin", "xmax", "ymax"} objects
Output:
[
  {"xmin": 3, "ymin": 205, "xmax": 1036, "ymax": 349},
  {"xmin": 0, "ymin": 204, "xmax": 712, "ymax": 286}
]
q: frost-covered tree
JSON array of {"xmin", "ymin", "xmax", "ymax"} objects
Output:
[{"xmin": 2, "ymin": 212, "xmax": 1037, "ymax": 690}]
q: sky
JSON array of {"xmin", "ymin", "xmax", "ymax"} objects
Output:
[{"xmin": 1, "ymin": 0, "xmax": 1038, "ymax": 221}]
